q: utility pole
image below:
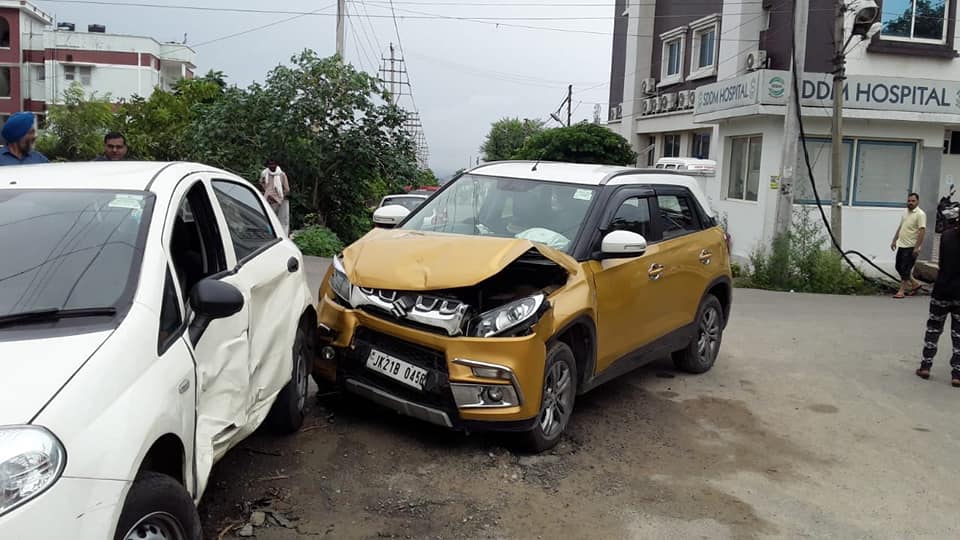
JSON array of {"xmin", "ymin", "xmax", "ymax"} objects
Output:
[
  {"xmin": 567, "ymin": 84, "xmax": 573, "ymax": 126},
  {"xmin": 773, "ymin": 0, "xmax": 809, "ymax": 238},
  {"xmin": 389, "ymin": 43, "xmax": 397, "ymax": 103},
  {"xmin": 830, "ymin": 0, "xmax": 846, "ymax": 244},
  {"xmin": 336, "ymin": 0, "xmax": 346, "ymax": 57}
]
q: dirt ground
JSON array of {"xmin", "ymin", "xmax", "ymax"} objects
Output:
[{"xmin": 199, "ymin": 278, "xmax": 960, "ymax": 539}]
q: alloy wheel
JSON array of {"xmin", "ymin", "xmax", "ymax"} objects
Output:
[
  {"xmin": 123, "ymin": 512, "xmax": 187, "ymax": 540},
  {"xmin": 697, "ymin": 306, "xmax": 721, "ymax": 364},
  {"xmin": 539, "ymin": 360, "xmax": 573, "ymax": 439}
]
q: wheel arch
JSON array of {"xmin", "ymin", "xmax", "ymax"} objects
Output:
[
  {"xmin": 547, "ymin": 315, "xmax": 597, "ymax": 393},
  {"xmin": 703, "ymin": 276, "xmax": 732, "ymax": 328},
  {"xmin": 138, "ymin": 433, "xmax": 187, "ymax": 486}
]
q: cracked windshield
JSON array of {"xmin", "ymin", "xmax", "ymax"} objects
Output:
[
  {"xmin": 401, "ymin": 175, "xmax": 595, "ymax": 252},
  {"xmin": 0, "ymin": 190, "xmax": 150, "ymax": 316}
]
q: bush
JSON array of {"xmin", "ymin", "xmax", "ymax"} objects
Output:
[
  {"xmin": 743, "ymin": 209, "xmax": 877, "ymax": 295},
  {"xmin": 293, "ymin": 226, "xmax": 344, "ymax": 257}
]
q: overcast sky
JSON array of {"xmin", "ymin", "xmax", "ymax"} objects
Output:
[{"xmin": 35, "ymin": 0, "xmax": 615, "ymax": 178}]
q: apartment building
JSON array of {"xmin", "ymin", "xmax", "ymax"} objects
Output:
[
  {"xmin": 0, "ymin": 0, "xmax": 195, "ymax": 125},
  {"xmin": 609, "ymin": 0, "xmax": 960, "ymax": 267}
]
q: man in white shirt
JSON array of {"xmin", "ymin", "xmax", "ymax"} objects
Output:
[
  {"xmin": 260, "ymin": 159, "xmax": 290, "ymax": 235},
  {"xmin": 891, "ymin": 192, "xmax": 927, "ymax": 299}
]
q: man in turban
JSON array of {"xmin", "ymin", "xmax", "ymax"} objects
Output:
[{"xmin": 0, "ymin": 112, "xmax": 48, "ymax": 165}]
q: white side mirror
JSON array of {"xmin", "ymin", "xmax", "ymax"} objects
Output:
[
  {"xmin": 372, "ymin": 204, "xmax": 410, "ymax": 228},
  {"xmin": 601, "ymin": 230, "xmax": 648, "ymax": 258}
]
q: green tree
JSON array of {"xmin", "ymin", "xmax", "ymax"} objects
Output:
[
  {"xmin": 480, "ymin": 117, "xmax": 545, "ymax": 161},
  {"xmin": 187, "ymin": 51, "xmax": 417, "ymax": 242},
  {"xmin": 413, "ymin": 168, "xmax": 440, "ymax": 188},
  {"xmin": 36, "ymin": 84, "xmax": 114, "ymax": 161},
  {"xmin": 512, "ymin": 122, "xmax": 638, "ymax": 165}
]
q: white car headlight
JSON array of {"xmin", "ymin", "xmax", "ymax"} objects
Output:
[
  {"xmin": 471, "ymin": 294, "xmax": 546, "ymax": 337},
  {"xmin": 330, "ymin": 256, "xmax": 353, "ymax": 305},
  {"xmin": 0, "ymin": 426, "xmax": 66, "ymax": 516}
]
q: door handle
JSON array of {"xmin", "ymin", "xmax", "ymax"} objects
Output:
[
  {"xmin": 699, "ymin": 249, "xmax": 713, "ymax": 265},
  {"xmin": 287, "ymin": 257, "xmax": 300, "ymax": 273},
  {"xmin": 648, "ymin": 263, "xmax": 664, "ymax": 281}
]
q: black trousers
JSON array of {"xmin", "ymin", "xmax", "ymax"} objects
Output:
[
  {"xmin": 896, "ymin": 247, "xmax": 918, "ymax": 281},
  {"xmin": 921, "ymin": 297, "xmax": 960, "ymax": 378}
]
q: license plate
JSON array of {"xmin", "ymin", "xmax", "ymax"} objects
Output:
[{"xmin": 365, "ymin": 348, "xmax": 428, "ymax": 390}]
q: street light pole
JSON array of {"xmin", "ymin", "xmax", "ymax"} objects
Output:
[
  {"xmin": 336, "ymin": 0, "xmax": 346, "ymax": 57},
  {"xmin": 773, "ymin": 0, "xmax": 809, "ymax": 238},
  {"xmin": 830, "ymin": 0, "xmax": 846, "ymax": 245}
]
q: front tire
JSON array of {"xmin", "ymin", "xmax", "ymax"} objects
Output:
[
  {"xmin": 114, "ymin": 472, "xmax": 201, "ymax": 540},
  {"xmin": 673, "ymin": 294, "xmax": 724, "ymax": 374},
  {"xmin": 267, "ymin": 322, "xmax": 310, "ymax": 434},
  {"xmin": 520, "ymin": 342, "xmax": 578, "ymax": 453}
]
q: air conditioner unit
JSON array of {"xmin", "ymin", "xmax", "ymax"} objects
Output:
[
  {"xmin": 678, "ymin": 91, "xmax": 689, "ymax": 109},
  {"xmin": 686, "ymin": 90, "xmax": 697, "ymax": 109},
  {"xmin": 640, "ymin": 99, "xmax": 652, "ymax": 116},
  {"xmin": 665, "ymin": 93, "xmax": 678, "ymax": 111},
  {"xmin": 640, "ymin": 77, "xmax": 657, "ymax": 96},
  {"xmin": 745, "ymin": 49, "xmax": 768, "ymax": 72},
  {"xmin": 649, "ymin": 97, "xmax": 661, "ymax": 114},
  {"xmin": 658, "ymin": 95, "xmax": 670, "ymax": 111}
]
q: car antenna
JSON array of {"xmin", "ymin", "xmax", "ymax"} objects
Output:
[{"xmin": 531, "ymin": 150, "xmax": 547, "ymax": 172}]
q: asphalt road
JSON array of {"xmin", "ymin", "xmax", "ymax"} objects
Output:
[{"xmin": 199, "ymin": 259, "xmax": 958, "ymax": 539}]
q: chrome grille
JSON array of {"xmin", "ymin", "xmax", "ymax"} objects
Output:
[{"xmin": 350, "ymin": 287, "xmax": 470, "ymax": 336}]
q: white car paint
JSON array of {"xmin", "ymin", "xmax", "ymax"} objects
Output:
[{"xmin": 0, "ymin": 162, "xmax": 315, "ymax": 538}]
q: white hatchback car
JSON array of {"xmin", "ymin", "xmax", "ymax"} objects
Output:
[{"xmin": 0, "ymin": 162, "xmax": 316, "ymax": 539}]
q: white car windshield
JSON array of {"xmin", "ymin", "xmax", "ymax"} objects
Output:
[
  {"xmin": 399, "ymin": 174, "xmax": 597, "ymax": 253},
  {"xmin": 0, "ymin": 189, "xmax": 153, "ymax": 317},
  {"xmin": 382, "ymin": 195, "xmax": 426, "ymax": 211}
]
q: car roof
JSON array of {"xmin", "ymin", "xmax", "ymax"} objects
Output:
[
  {"xmin": 0, "ymin": 161, "xmax": 238, "ymax": 192},
  {"xmin": 467, "ymin": 160, "xmax": 715, "ymax": 217}
]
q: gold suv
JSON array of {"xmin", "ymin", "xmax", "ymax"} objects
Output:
[{"xmin": 313, "ymin": 162, "xmax": 732, "ymax": 452}]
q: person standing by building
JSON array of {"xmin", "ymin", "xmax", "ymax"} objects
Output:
[
  {"xmin": 891, "ymin": 193, "xmax": 926, "ymax": 299},
  {"xmin": 916, "ymin": 195, "xmax": 960, "ymax": 387},
  {"xmin": 261, "ymin": 159, "xmax": 290, "ymax": 235},
  {"xmin": 0, "ymin": 112, "xmax": 48, "ymax": 165},
  {"xmin": 94, "ymin": 132, "xmax": 128, "ymax": 161}
]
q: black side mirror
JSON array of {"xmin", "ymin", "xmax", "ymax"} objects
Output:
[{"xmin": 188, "ymin": 278, "xmax": 244, "ymax": 345}]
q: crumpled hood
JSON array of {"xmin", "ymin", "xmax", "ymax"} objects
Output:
[
  {"xmin": 0, "ymin": 330, "xmax": 113, "ymax": 424},
  {"xmin": 342, "ymin": 228, "xmax": 580, "ymax": 290}
]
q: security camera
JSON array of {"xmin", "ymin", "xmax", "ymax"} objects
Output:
[{"xmin": 848, "ymin": 0, "xmax": 881, "ymax": 37}]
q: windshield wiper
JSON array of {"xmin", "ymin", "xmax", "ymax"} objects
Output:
[{"xmin": 0, "ymin": 307, "xmax": 118, "ymax": 328}]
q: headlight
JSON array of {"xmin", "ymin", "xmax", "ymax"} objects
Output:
[
  {"xmin": 471, "ymin": 294, "xmax": 546, "ymax": 337},
  {"xmin": 0, "ymin": 426, "xmax": 66, "ymax": 516},
  {"xmin": 330, "ymin": 256, "xmax": 353, "ymax": 304}
]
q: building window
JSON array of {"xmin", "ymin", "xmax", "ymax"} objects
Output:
[
  {"xmin": 689, "ymin": 15, "xmax": 720, "ymax": 80},
  {"xmin": 727, "ymin": 136, "xmax": 762, "ymax": 202},
  {"xmin": 0, "ymin": 17, "xmax": 9, "ymax": 48},
  {"xmin": 692, "ymin": 132, "xmax": 711, "ymax": 159},
  {"xmin": 881, "ymin": 0, "xmax": 949, "ymax": 43},
  {"xmin": 34, "ymin": 65, "xmax": 45, "ymax": 82},
  {"xmin": 0, "ymin": 67, "xmax": 10, "ymax": 98},
  {"xmin": 659, "ymin": 27, "xmax": 686, "ymax": 87},
  {"xmin": 64, "ymin": 65, "xmax": 92, "ymax": 86},
  {"xmin": 794, "ymin": 137, "xmax": 854, "ymax": 204},
  {"xmin": 852, "ymin": 140, "xmax": 917, "ymax": 206},
  {"xmin": 663, "ymin": 134, "xmax": 681, "ymax": 157}
]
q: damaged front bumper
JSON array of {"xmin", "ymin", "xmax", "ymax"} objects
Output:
[{"xmin": 314, "ymin": 292, "xmax": 549, "ymax": 432}]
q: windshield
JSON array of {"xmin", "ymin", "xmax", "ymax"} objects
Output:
[
  {"xmin": 399, "ymin": 174, "xmax": 597, "ymax": 253},
  {"xmin": 0, "ymin": 189, "xmax": 154, "ymax": 317},
  {"xmin": 382, "ymin": 195, "xmax": 426, "ymax": 211}
]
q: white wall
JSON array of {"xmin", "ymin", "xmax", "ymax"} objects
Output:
[
  {"xmin": 45, "ymin": 62, "xmax": 159, "ymax": 102},
  {"xmin": 844, "ymin": 12, "xmax": 960, "ymax": 82}
]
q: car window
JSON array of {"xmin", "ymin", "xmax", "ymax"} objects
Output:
[
  {"xmin": 609, "ymin": 197, "xmax": 654, "ymax": 240},
  {"xmin": 158, "ymin": 267, "xmax": 182, "ymax": 353},
  {"xmin": 211, "ymin": 180, "xmax": 277, "ymax": 261},
  {"xmin": 169, "ymin": 183, "xmax": 227, "ymax": 297},
  {"xmin": 657, "ymin": 194, "xmax": 701, "ymax": 240}
]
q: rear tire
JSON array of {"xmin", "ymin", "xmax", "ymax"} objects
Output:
[
  {"xmin": 267, "ymin": 322, "xmax": 310, "ymax": 434},
  {"xmin": 114, "ymin": 472, "xmax": 201, "ymax": 540},
  {"xmin": 519, "ymin": 342, "xmax": 578, "ymax": 453},
  {"xmin": 673, "ymin": 294, "xmax": 724, "ymax": 374}
]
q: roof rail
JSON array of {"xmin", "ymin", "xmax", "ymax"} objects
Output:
[{"xmin": 599, "ymin": 167, "xmax": 690, "ymax": 185}]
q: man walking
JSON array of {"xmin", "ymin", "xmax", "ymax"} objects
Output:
[
  {"xmin": 0, "ymin": 112, "xmax": 48, "ymax": 165},
  {"xmin": 260, "ymin": 159, "xmax": 290, "ymax": 235},
  {"xmin": 94, "ymin": 132, "xmax": 128, "ymax": 161},
  {"xmin": 891, "ymin": 193, "xmax": 926, "ymax": 299},
  {"xmin": 916, "ymin": 194, "xmax": 960, "ymax": 387}
]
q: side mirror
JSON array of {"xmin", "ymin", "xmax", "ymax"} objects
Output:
[
  {"xmin": 599, "ymin": 230, "xmax": 648, "ymax": 259},
  {"xmin": 188, "ymin": 278, "xmax": 244, "ymax": 345},
  {"xmin": 372, "ymin": 205, "xmax": 410, "ymax": 228}
]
